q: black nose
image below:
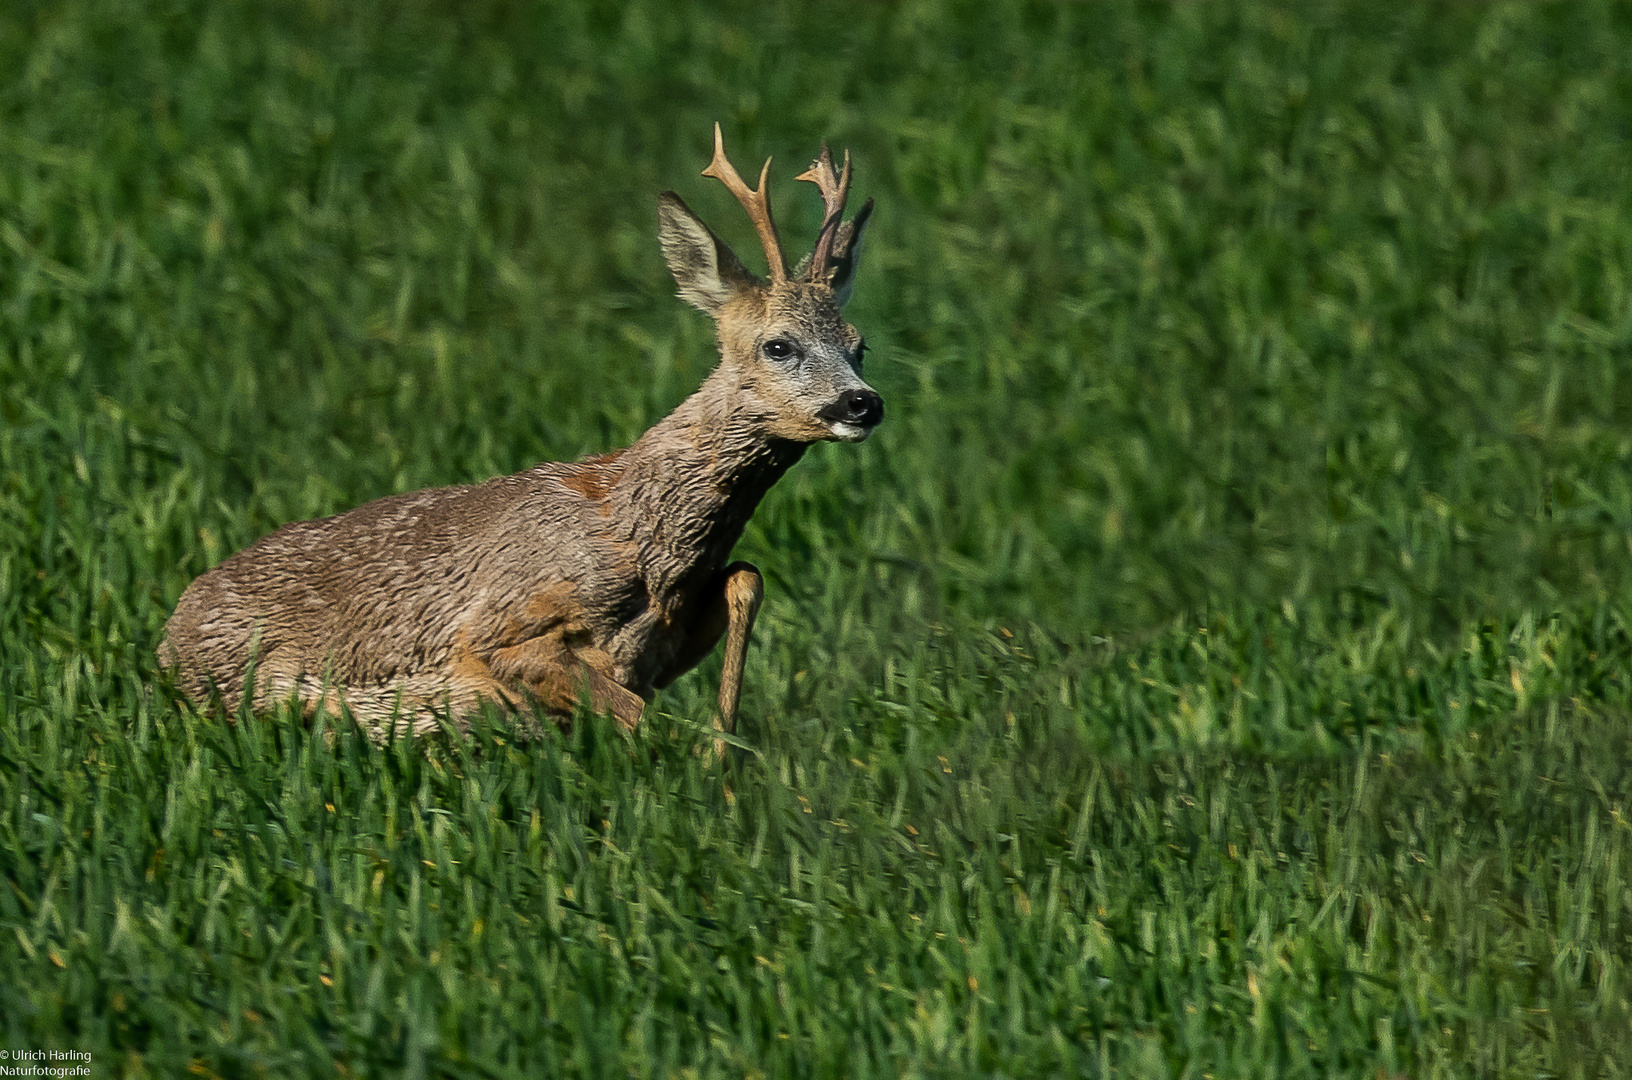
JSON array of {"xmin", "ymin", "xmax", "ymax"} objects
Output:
[{"xmin": 820, "ymin": 388, "xmax": 884, "ymax": 427}]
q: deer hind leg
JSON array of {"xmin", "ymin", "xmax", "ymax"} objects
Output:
[{"xmin": 483, "ymin": 636, "xmax": 646, "ymax": 732}]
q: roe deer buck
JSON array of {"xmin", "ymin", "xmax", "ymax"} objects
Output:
[{"xmin": 159, "ymin": 123, "xmax": 880, "ymax": 748}]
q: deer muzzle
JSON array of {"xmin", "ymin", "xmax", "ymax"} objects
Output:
[{"xmin": 817, "ymin": 387, "xmax": 884, "ymax": 441}]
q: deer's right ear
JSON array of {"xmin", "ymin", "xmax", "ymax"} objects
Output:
[{"xmin": 658, "ymin": 192, "xmax": 755, "ymax": 316}]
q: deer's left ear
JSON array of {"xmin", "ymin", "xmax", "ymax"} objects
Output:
[
  {"xmin": 659, "ymin": 192, "xmax": 756, "ymax": 316},
  {"xmin": 825, "ymin": 198, "xmax": 873, "ymax": 308}
]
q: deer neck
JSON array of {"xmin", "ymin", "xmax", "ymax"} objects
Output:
[{"xmin": 613, "ymin": 368, "xmax": 806, "ymax": 590}]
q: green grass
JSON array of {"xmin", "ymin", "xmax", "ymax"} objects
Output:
[{"xmin": 5, "ymin": 0, "xmax": 1632, "ymax": 1075}]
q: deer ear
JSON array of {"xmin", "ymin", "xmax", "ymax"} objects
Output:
[
  {"xmin": 825, "ymin": 198, "xmax": 873, "ymax": 308},
  {"xmin": 658, "ymin": 192, "xmax": 756, "ymax": 315}
]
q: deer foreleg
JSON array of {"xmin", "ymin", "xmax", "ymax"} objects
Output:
[
  {"xmin": 654, "ymin": 561, "xmax": 763, "ymax": 757},
  {"xmin": 715, "ymin": 564, "xmax": 763, "ymax": 737}
]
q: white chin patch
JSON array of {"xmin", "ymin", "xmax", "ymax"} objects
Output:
[{"xmin": 828, "ymin": 421, "xmax": 873, "ymax": 443}]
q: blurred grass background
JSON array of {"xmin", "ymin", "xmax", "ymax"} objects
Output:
[{"xmin": 4, "ymin": 1, "xmax": 1632, "ymax": 1076}]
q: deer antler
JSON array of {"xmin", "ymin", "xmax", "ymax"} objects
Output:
[
  {"xmin": 701, "ymin": 122, "xmax": 788, "ymax": 284},
  {"xmin": 797, "ymin": 142, "xmax": 853, "ymax": 285}
]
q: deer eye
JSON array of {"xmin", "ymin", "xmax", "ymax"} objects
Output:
[
  {"xmin": 762, "ymin": 338, "xmax": 798, "ymax": 362},
  {"xmin": 855, "ymin": 340, "xmax": 868, "ymax": 369}
]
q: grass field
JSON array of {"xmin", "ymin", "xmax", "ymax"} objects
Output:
[{"xmin": 5, "ymin": 0, "xmax": 1632, "ymax": 1075}]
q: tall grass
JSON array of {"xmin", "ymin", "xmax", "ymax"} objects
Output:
[{"xmin": 4, "ymin": 1, "xmax": 1632, "ymax": 1075}]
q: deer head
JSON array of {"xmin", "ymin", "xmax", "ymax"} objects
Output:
[{"xmin": 656, "ymin": 124, "xmax": 882, "ymax": 443}]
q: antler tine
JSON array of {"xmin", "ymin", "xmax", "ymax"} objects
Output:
[
  {"xmin": 700, "ymin": 122, "xmax": 789, "ymax": 284},
  {"xmin": 796, "ymin": 143, "xmax": 853, "ymax": 284}
]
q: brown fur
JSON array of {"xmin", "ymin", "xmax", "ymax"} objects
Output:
[{"xmin": 157, "ymin": 128, "xmax": 880, "ymax": 744}]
